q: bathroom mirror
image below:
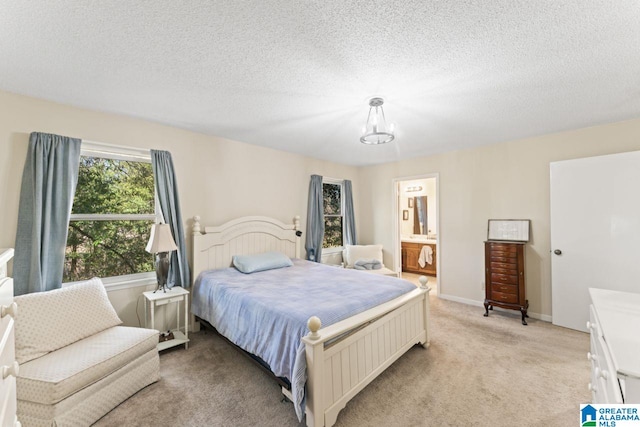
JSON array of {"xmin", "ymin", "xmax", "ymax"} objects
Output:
[{"xmin": 412, "ymin": 196, "xmax": 428, "ymax": 234}]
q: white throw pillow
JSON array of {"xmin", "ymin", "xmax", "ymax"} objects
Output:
[
  {"xmin": 14, "ymin": 277, "xmax": 122, "ymax": 364},
  {"xmin": 343, "ymin": 244, "xmax": 384, "ymax": 268}
]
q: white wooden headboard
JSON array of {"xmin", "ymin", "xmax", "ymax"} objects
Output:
[{"xmin": 191, "ymin": 215, "xmax": 302, "ymax": 280}]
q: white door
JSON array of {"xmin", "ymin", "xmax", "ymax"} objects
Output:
[{"xmin": 550, "ymin": 150, "xmax": 640, "ymax": 331}]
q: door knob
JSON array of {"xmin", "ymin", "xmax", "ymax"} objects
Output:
[{"xmin": 553, "ymin": 249, "xmax": 562, "ymax": 255}]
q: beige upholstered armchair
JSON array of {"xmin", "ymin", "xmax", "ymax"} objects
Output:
[{"xmin": 13, "ymin": 278, "xmax": 160, "ymax": 426}]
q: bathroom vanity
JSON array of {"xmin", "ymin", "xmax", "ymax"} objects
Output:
[{"xmin": 401, "ymin": 240, "xmax": 437, "ymax": 276}]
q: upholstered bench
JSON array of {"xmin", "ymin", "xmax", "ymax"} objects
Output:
[
  {"xmin": 342, "ymin": 244, "xmax": 399, "ymax": 277},
  {"xmin": 13, "ymin": 278, "xmax": 160, "ymax": 426}
]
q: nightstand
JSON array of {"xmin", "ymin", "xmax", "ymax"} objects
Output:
[{"xmin": 143, "ymin": 287, "xmax": 189, "ymax": 351}]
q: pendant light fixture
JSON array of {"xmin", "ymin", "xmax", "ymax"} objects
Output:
[{"xmin": 360, "ymin": 97, "xmax": 395, "ymax": 145}]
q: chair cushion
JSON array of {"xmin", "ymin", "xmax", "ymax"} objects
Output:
[
  {"xmin": 17, "ymin": 326, "xmax": 159, "ymax": 405},
  {"xmin": 342, "ymin": 245, "xmax": 384, "ymax": 268},
  {"xmin": 17, "ymin": 349, "xmax": 159, "ymax": 425},
  {"xmin": 366, "ymin": 267, "xmax": 398, "ymax": 277},
  {"xmin": 14, "ymin": 277, "xmax": 122, "ymax": 364}
]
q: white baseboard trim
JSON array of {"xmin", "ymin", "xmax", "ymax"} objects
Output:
[
  {"xmin": 437, "ymin": 293, "xmax": 481, "ymax": 307},
  {"xmin": 437, "ymin": 293, "xmax": 552, "ymax": 322}
]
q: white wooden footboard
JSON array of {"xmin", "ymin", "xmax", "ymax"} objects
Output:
[{"xmin": 302, "ymin": 285, "xmax": 430, "ymax": 427}]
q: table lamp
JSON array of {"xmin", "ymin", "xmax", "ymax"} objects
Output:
[{"xmin": 145, "ymin": 223, "xmax": 178, "ymax": 293}]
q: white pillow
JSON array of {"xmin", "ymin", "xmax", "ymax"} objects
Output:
[
  {"xmin": 14, "ymin": 277, "xmax": 122, "ymax": 364},
  {"xmin": 343, "ymin": 244, "xmax": 384, "ymax": 268},
  {"xmin": 232, "ymin": 251, "xmax": 293, "ymax": 274}
]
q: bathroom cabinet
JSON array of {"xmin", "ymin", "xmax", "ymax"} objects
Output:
[
  {"xmin": 483, "ymin": 241, "xmax": 528, "ymax": 325},
  {"xmin": 401, "ymin": 241, "xmax": 437, "ymax": 276}
]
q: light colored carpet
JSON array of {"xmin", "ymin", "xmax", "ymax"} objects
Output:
[{"xmin": 95, "ymin": 282, "xmax": 590, "ymax": 426}]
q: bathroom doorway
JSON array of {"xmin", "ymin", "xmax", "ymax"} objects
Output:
[{"xmin": 393, "ymin": 174, "xmax": 439, "ymax": 295}]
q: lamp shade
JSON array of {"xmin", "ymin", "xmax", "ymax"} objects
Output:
[{"xmin": 145, "ymin": 223, "xmax": 178, "ymax": 253}]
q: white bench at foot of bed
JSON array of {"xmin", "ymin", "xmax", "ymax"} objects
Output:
[{"xmin": 302, "ymin": 280, "xmax": 430, "ymax": 427}]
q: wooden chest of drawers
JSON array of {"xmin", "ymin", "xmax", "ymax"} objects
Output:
[{"xmin": 483, "ymin": 241, "xmax": 528, "ymax": 325}]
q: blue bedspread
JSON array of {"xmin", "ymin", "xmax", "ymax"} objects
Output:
[{"xmin": 191, "ymin": 259, "xmax": 416, "ymax": 420}]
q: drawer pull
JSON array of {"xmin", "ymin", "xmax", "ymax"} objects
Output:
[
  {"xmin": 2, "ymin": 361, "xmax": 19, "ymax": 379},
  {"xmin": 588, "ymin": 382, "xmax": 597, "ymax": 393},
  {"xmin": 599, "ymin": 369, "xmax": 609, "ymax": 380},
  {"xmin": 1, "ymin": 302, "xmax": 18, "ymax": 319},
  {"xmin": 587, "ymin": 352, "xmax": 597, "ymax": 362}
]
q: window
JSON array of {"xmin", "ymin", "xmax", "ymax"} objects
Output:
[
  {"xmin": 63, "ymin": 144, "xmax": 158, "ymax": 282},
  {"xmin": 322, "ymin": 180, "xmax": 343, "ymax": 249}
]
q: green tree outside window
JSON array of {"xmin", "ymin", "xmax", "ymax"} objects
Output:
[
  {"xmin": 323, "ymin": 182, "xmax": 343, "ymax": 248},
  {"xmin": 64, "ymin": 156, "xmax": 156, "ymax": 282}
]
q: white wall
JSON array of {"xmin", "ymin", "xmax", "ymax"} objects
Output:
[
  {"xmin": 0, "ymin": 90, "xmax": 359, "ymax": 325},
  {"xmin": 358, "ymin": 118, "xmax": 640, "ymax": 320}
]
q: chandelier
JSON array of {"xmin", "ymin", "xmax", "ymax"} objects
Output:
[{"xmin": 360, "ymin": 97, "xmax": 395, "ymax": 145}]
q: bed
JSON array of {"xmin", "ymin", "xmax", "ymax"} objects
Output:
[{"xmin": 190, "ymin": 215, "xmax": 430, "ymax": 427}]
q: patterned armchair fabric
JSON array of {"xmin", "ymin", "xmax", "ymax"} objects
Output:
[{"xmin": 13, "ymin": 278, "xmax": 160, "ymax": 426}]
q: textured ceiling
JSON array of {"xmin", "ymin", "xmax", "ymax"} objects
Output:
[{"xmin": 1, "ymin": 1, "xmax": 639, "ymax": 166}]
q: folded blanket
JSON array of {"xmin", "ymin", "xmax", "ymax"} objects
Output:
[{"xmin": 354, "ymin": 258, "xmax": 383, "ymax": 270}]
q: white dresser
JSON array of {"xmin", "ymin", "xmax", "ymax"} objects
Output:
[
  {"xmin": 0, "ymin": 248, "xmax": 20, "ymax": 427},
  {"xmin": 588, "ymin": 288, "xmax": 640, "ymax": 403}
]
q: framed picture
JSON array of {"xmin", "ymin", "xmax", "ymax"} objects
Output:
[
  {"xmin": 487, "ymin": 219, "xmax": 530, "ymax": 242},
  {"xmin": 408, "ymin": 198, "xmax": 413, "ymax": 208},
  {"xmin": 403, "ymin": 210, "xmax": 409, "ymax": 220}
]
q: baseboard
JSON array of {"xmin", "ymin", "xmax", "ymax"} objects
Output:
[
  {"xmin": 437, "ymin": 293, "xmax": 482, "ymax": 307},
  {"xmin": 437, "ymin": 293, "xmax": 552, "ymax": 322}
]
